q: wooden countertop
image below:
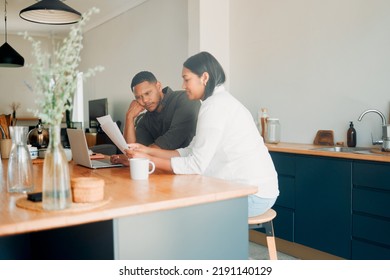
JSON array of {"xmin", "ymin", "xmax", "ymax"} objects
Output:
[
  {"xmin": 266, "ymin": 142, "xmax": 390, "ymax": 163},
  {"xmin": 0, "ymin": 161, "xmax": 257, "ymax": 237}
]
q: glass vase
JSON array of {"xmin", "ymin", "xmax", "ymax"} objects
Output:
[
  {"xmin": 42, "ymin": 124, "xmax": 72, "ymax": 210},
  {"xmin": 7, "ymin": 126, "xmax": 34, "ymax": 193}
]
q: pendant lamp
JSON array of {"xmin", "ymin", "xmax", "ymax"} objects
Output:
[
  {"xmin": 0, "ymin": 0, "xmax": 24, "ymax": 67},
  {"xmin": 20, "ymin": 0, "xmax": 81, "ymax": 25}
]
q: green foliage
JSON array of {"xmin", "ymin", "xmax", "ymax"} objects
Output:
[{"xmin": 23, "ymin": 7, "xmax": 104, "ymax": 126}]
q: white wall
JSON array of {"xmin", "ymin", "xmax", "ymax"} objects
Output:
[
  {"xmin": 0, "ymin": 34, "xmax": 51, "ymax": 118},
  {"xmin": 230, "ymin": 0, "xmax": 390, "ymax": 146},
  {"xmin": 187, "ymin": 0, "xmax": 230, "ymax": 88},
  {"xmin": 0, "ymin": 0, "xmax": 187, "ymax": 131},
  {"xmin": 80, "ymin": 0, "xmax": 188, "ymax": 129},
  {"xmin": 2, "ymin": 0, "xmax": 389, "ymax": 147}
]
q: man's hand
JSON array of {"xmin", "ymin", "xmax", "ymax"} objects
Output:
[
  {"xmin": 126, "ymin": 100, "xmax": 145, "ymax": 121},
  {"xmin": 124, "ymin": 100, "xmax": 145, "ymax": 144},
  {"xmin": 110, "ymin": 154, "xmax": 130, "ymax": 166}
]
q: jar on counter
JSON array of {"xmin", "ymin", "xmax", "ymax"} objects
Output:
[
  {"xmin": 258, "ymin": 108, "xmax": 269, "ymax": 139},
  {"xmin": 265, "ymin": 118, "xmax": 281, "ymax": 144},
  {"xmin": 28, "ymin": 145, "xmax": 38, "ymax": 160}
]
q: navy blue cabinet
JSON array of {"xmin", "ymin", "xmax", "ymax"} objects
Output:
[
  {"xmin": 270, "ymin": 152, "xmax": 295, "ymax": 242},
  {"xmin": 295, "ymin": 155, "xmax": 352, "ymax": 259},
  {"xmin": 0, "ymin": 220, "xmax": 114, "ymax": 260},
  {"xmin": 270, "ymin": 151, "xmax": 390, "ymax": 259},
  {"xmin": 352, "ymin": 161, "xmax": 390, "ymax": 259}
]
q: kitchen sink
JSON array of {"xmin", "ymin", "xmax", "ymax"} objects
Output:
[{"xmin": 311, "ymin": 146, "xmax": 372, "ymax": 153}]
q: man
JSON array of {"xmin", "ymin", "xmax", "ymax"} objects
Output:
[{"xmin": 112, "ymin": 71, "xmax": 200, "ymax": 165}]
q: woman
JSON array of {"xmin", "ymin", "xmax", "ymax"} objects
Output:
[{"xmin": 120, "ymin": 51, "xmax": 279, "ymax": 217}]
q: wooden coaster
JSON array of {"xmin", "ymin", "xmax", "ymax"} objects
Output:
[{"xmin": 16, "ymin": 196, "xmax": 111, "ymax": 213}]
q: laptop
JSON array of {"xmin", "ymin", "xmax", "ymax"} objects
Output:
[{"xmin": 66, "ymin": 128, "xmax": 123, "ymax": 169}]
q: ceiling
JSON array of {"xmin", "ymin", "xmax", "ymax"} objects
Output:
[{"xmin": 1, "ymin": 0, "xmax": 147, "ymax": 36}]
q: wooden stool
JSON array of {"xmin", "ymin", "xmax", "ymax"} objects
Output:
[{"xmin": 248, "ymin": 209, "xmax": 277, "ymax": 260}]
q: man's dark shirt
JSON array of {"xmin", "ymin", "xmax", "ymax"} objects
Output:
[{"xmin": 136, "ymin": 87, "xmax": 200, "ymax": 149}]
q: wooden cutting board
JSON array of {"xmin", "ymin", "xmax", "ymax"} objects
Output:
[{"xmin": 313, "ymin": 130, "xmax": 334, "ymax": 146}]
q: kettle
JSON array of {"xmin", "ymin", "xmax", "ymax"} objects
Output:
[{"xmin": 27, "ymin": 119, "xmax": 49, "ymax": 148}]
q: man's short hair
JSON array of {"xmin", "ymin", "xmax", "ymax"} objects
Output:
[{"xmin": 131, "ymin": 71, "xmax": 157, "ymax": 92}]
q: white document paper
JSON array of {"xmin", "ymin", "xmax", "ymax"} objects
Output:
[{"xmin": 97, "ymin": 115, "xmax": 128, "ymax": 154}]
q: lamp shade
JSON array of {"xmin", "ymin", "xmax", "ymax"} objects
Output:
[
  {"xmin": 0, "ymin": 42, "xmax": 24, "ymax": 67},
  {"xmin": 19, "ymin": 0, "xmax": 81, "ymax": 25}
]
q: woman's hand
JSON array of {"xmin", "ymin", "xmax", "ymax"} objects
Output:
[
  {"xmin": 124, "ymin": 143, "xmax": 176, "ymax": 173},
  {"xmin": 125, "ymin": 143, "xmax": 150, "ymax": 159},
  {"xmin": 126, "ymin": 143, "xmax": 148, "ymax": 153}
]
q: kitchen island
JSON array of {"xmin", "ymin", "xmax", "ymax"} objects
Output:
[{"xmin": 0, "ymin": 160, "xmax": 257, "ymax": 260}]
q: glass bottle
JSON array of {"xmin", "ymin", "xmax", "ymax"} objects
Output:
[
  {"xmin": 7, "ymin": 126, "xmax": 34, "ymax": 193},
  {"xmin": 266, "ymin": 118, "xmax": 281, "ymax": 144},
  {"xmin": 347, "ymin": 121, "xmax": 357, "ymax": 147},
  {"xmin": 42, "ymin": 124, "xmax": 72, "ymax": 210},
  {"xmin": 259, "ymin": 108, "xmax": 269, "ymax": 139}
]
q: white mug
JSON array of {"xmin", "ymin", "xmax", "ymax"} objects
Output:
[{"xmin": 129, "ymin": 158, "xmax": 155, "ymax": 180}]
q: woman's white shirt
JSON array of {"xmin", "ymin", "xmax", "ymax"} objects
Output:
[{"xmin": 171, "ymin": 86, "xmax": 279, "ymax": 198}]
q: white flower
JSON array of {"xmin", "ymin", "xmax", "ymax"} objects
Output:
[{"xmin": 23, "ymin": 7, "xmax": 104, "ymax": 126}]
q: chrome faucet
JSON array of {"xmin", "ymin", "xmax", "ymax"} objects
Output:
[
  {"xmin": 358, "ymin": 109, "xmax": 390, "ymax": 151},
  {"xmin": 358, "ymin": 109, "xmax": 386, "ymax": 126}
]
